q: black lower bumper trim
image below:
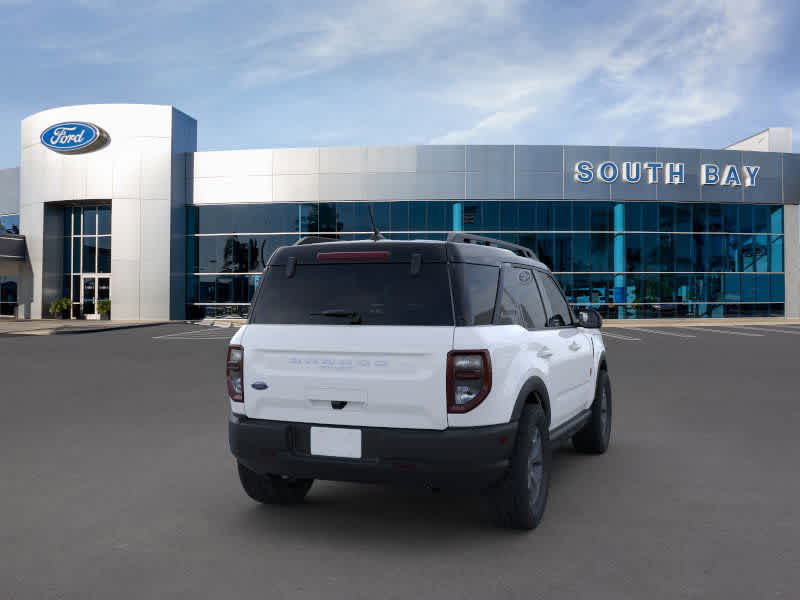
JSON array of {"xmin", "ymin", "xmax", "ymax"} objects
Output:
[{"xmin": 229, "ymin": 415, "xmax": 518, "ymax": 488}]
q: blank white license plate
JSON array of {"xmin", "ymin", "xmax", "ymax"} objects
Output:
[{"xmin": 310, "ymin": 427, "xmax": 362, "ymax": 459}]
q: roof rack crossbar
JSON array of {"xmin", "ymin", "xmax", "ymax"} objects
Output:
[
  {"xmin": 293, "ymin": 236, "xmax": 340, "ymax": 246},
  {"xmin": 446, "ymin": 232, "xmax": 537, "ymax": 260}
]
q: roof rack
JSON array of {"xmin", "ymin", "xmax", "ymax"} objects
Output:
[
  {"xmin": 446, "ymin": 232, "xmax": 537, "ymax": 260},
  {"xmin": 293, "ymin": 236, "xmax": 341, "ymax": 246}
]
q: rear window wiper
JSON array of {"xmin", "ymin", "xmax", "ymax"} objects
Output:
[{"xmin": 309, "ymin": 309, "xmax": 362, "ymax": 324}]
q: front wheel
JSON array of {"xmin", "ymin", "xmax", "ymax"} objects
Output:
[
  {"xmin": 487, "ymin": 403, "xmax": 551, "ymax": 530},
  {"xmin": 572, "ymin": 369, "xmax": 612, "ymax": 454},
  {"xmin": 237, "ymin": 462, "xmax": 313, "ymax": 505}
]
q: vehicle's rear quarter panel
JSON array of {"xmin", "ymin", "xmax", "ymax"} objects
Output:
[{"xmin": 449, "ymin": 325, "xmax": 551, "ymax": 428}]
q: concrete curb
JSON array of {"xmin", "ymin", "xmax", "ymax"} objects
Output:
[{"xmin": 2, "ymin": 321, "xmax": 170, "ymax": 336}]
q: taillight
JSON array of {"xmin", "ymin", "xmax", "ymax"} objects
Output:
[
  {"xmin": 226, "ymin": 345, "xmax": 244, "ymax": 402},
  {"xmin": 447, "ymin": 350, "xmax": 492, "ymax": 413}
]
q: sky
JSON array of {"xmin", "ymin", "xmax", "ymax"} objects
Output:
[{"xmin": 0, "ymin": 0, "xmax": 798, "ymax": 167}]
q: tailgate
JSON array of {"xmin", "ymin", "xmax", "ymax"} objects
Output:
[{"xmin": 242, "ymin": 324, "xmax": 454, "ymax": 430}]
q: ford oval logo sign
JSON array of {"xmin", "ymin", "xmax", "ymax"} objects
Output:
[{"xmin": 40, "ymin": 122, "xmax": 110, "ymax": 154}]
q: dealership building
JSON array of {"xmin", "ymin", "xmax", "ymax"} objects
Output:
[{"xmin": 0, "ymin": 103, "xmax": 798, "ymax": 321}]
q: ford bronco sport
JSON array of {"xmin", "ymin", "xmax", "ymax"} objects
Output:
[{"xmin": 227, "ymin": 233, "xmax": 611, "ymax": 529}]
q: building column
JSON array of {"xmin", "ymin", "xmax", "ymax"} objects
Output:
[
  {"xmin": 613, "ymin": 202, "xmax": 626, "ymax": 319},
  {"xmin": 784, "ymin": 204, "xmax": 799, "ymax": 319},
  {"xmin": 453, "ymin": 202, "xmax": 463, "ymax": 232}
]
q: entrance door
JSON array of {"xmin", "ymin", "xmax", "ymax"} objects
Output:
[
  {"xmin": 79, "ymin": 276, "xmax": 109, "ymax": 317},
  {"xmin": 82, "ymin": 276, "xmax": 96, "ymax": 316}
]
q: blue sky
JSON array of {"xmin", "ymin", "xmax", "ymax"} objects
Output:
[{"xmin": 0, "ymin": 0, "xmax": 798, "ymax": 167}]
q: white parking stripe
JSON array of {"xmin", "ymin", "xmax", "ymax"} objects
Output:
[
  {"xmin": 730, "ymin": 326, "xmax": 800, "ymax": 335},
  {"xmin": 684, "ymin": 327, "xmax": 764, "ymax": 337},
  {"xmin": 623, "ymin": 327, "xmax": 696, "ymax": 338},
  {"xmin": 601, "ymin": 331, "xmax": 642, "ymax": 341},
  {"xmin": 158, "ymin": 336, "xmax": 234, "ymax": 340},
  {"xmin": 153, "ymin": 328, "xmax": 236, "ymax": 340}
]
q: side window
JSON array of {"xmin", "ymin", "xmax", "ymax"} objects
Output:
[
  {"xmin": 536, "ymin": 271, "xmax": 573, "ymax": 327},
  {"xmin": 496, "ymin": 265, "xmax": 547, "ymax": 329}
]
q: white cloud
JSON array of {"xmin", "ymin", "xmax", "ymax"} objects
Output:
[
  {"xmin": 237, "ymin": 0, "xmax": 520, "ymax": 87},
  {"xmin": 430, "ymin": 106, "xmax": 536, "ymax": 143},
  {"xmin": 428, "ymin": 0, "xmax": 778, "ymax": 144}
]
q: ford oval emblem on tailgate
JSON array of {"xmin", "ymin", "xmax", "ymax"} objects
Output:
[{"xmin": 251, "ymin": 381, "xmax": 268, "ymax": 390}]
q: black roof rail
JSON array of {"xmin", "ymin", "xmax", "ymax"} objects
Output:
[
  {"xmin": 446, "ymin": 232, "xmax": 537, "ymax": 260},
  {"xmin": 293, "ymin": 236, "xmax": 340, "ymax": 246}
]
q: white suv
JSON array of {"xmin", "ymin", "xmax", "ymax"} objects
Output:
[{"xmin": 227, "ymin": 233, "xmax": 611, "ymax": 529}]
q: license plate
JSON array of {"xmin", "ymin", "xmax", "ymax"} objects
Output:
[{"xmin": 310, "ymin": 427, "xmax": 362, "ymax": 459}]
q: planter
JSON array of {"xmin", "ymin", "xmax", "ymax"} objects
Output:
[
  {"xmin": 86, "ymin": 313, "xmax": 101, "ymax": 320},
  {"xmin": 100, "ymin": 313, "xmax": 110, "ymax": 320}
]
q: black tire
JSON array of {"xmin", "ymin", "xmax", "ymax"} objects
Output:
[
  {"xmin": 572, "ymin": 369, "xmax": 612, "ymax": 454},
  {"xmin": 237, "ymin": 462, "xmax": 313, "ymax": 505},
  {"xmin": 487, "ymin": 403, "xmax": 551, "ymax": 530}
]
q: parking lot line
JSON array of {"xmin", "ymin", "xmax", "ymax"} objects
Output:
[
  {"xmin": 623, "ymin": 327, "xmax": 696, "ymax": 338},
  {"xmin": 684, "ymin": 327, "xmax": 764, "ymax": 337},
  {"xmin": 729, "ymin": 326, "xmax": 800, "ymax": 335},
  {"xmin": 153, "ymin": 329, "xmax": 236, "ymax": 340},
  {"xmin": 601, "ymin": 331, "xmax": 641, "ymax": 341}
]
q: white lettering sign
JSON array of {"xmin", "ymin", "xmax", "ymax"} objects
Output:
[{"xmin": 576, "ymin": 161, "xmax": 759, "ymax": 187}]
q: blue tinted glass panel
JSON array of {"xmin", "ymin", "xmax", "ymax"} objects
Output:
[
  {"xmin": 769, "ymin": 236, "xmax": 783, "ymax": 272},
  {"xmin": 707, "ymin": 204, "xmax": 722, "ymax": 232},
  {"xmin": 692, "ymin": 204, "xmax": 707, "ymax": 232},
  {"xmin": 82, "ymin": 237, "xmax": 96, "ymax": 272},
  {"xmin": 97, "ymin": 206, "xmax": 111, "ymax": 235},
  {"xmin": 769, "ymin": 206, "xmax": 783, "ymax": 234},
  {"xmin": 83, "ymin": 208, "xmax": 96, "ymax": 235},
  {"xmin": 771, "ymin": 274, "xmax": 785, "ymax": 302},
  {"xmin": 390, "ymin": 202, "xmax": 409, "ymax": 231},
  {"xmin": 642, "ymin": 204, "xmax": 658, "ymax": 231},
  {"xmin": 1, "ymin": 214, "xmax": 19, "ymax": 234},
  {"xmin": 97, "ymin": 237, "xmax": 111, "ymax": 273},
  {"xmin": 740, "ymin": 275, "xmax": 756, "ymax": 302}
]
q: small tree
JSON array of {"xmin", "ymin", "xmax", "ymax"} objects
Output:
[
  {"xmin": 48, "ymin": 297, "xmax": 71, "ymax": 318},
  {"xmin": 98, "ymin": 299, "xmax": 111, "ymax": 317}
]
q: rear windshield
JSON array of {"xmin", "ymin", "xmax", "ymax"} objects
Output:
[{"xmin": 250, "ymin": 263, "xmax": 454, "ymax": 326}]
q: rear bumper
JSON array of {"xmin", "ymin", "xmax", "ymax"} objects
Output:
[{"xmin": 229, "ymin": 414, "xmax": 518, "ymax": 488}]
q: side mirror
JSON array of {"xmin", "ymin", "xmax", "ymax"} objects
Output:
[{"xmin": 577, "ymin": 307, "xmax": 602, "ymax": 329}]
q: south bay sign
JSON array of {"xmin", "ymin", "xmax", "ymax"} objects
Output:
[{"xmin": 574, "ymin": 161, "xmax": 760, "ymax": 187}]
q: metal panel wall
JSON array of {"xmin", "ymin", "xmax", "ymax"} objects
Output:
[{"xmin": 0, "ymin": 168, "xmax": 19, "ymax": 215}]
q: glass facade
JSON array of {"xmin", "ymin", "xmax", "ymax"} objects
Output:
[
  {"xmin": 63, "ymin": 206, "xmax": 111, "ymax": 318},
  {"xmin": 0, "ymin": 275, "xmax": 16, "ymax": 316},
  {"xmin": 1, "ymin": 214, "xmax": 19, "ymax": 234},
  {"xmin": 186, "ymin": 201, "xmax": 785, "ymax": 319}
]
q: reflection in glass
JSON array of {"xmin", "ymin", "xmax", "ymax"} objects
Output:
[
  {"xmin": 83, "ymin": 278, "xmax": 96, "ymax": 314},
  {"xmin": 97, "ymin": 237, "xmax": 111, "ymax": 273},
  {"xmin": 82, "ymin": 237, "xmax": 96, "ymax": 273},
  {"xmin": 98, "ymin": 206, "xmax": 111, "ymax": 235},
  {"xmin": 185, "ymin": 201, "xmax": 785, "ymax": 318},
  {"xmin": 83, "ymin": 208, "xmax": 97, "ymax": 235}
]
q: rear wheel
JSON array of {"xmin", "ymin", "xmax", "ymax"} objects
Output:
[
  {"xmin": 487, "ymin": 403, "xmax": 550, "ymax": 530},
  {"xmin": 572, "ymin": 369, "xmax": 612, "ymax": 454},
  {"xmin": 237, "ymin": 462, "xmax": 313, "ymax": 505}
]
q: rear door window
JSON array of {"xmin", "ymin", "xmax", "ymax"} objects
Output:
[
  {"xmin": 250, "ymin": 262, "xmax": 454, "ymax": 326},
  {"xmin": 496, "ymin": 265, "xmax": 547, "ymax": 329}
]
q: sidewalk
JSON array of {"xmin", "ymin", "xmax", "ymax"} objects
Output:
[
  {"xmin": 0, "ymin": 319, "xmax": 169, "ymax": 336},
  {"xmin": 604, "ymin": 317, "xmax": 800, "ymax": 328}
]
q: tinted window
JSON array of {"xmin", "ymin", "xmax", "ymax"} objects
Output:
[
  {"xmin": 451, "ymin": 263, "xmax": 499, "ymax": 326},
  {"xmin": 496, "ymin": 266, "xmax": 546, "ymax": 329},
  {"xmin": 536, "ymin": 271, "xmax": 573, "ymax": 327},
  {"xmin": 251, "ymin": 263, "xmax": 453, "ymax": 326}
]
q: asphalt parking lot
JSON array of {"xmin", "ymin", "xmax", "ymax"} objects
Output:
[{"xmin": 2, "ymin": 322, "xmax": 799, "ymax": 599}]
